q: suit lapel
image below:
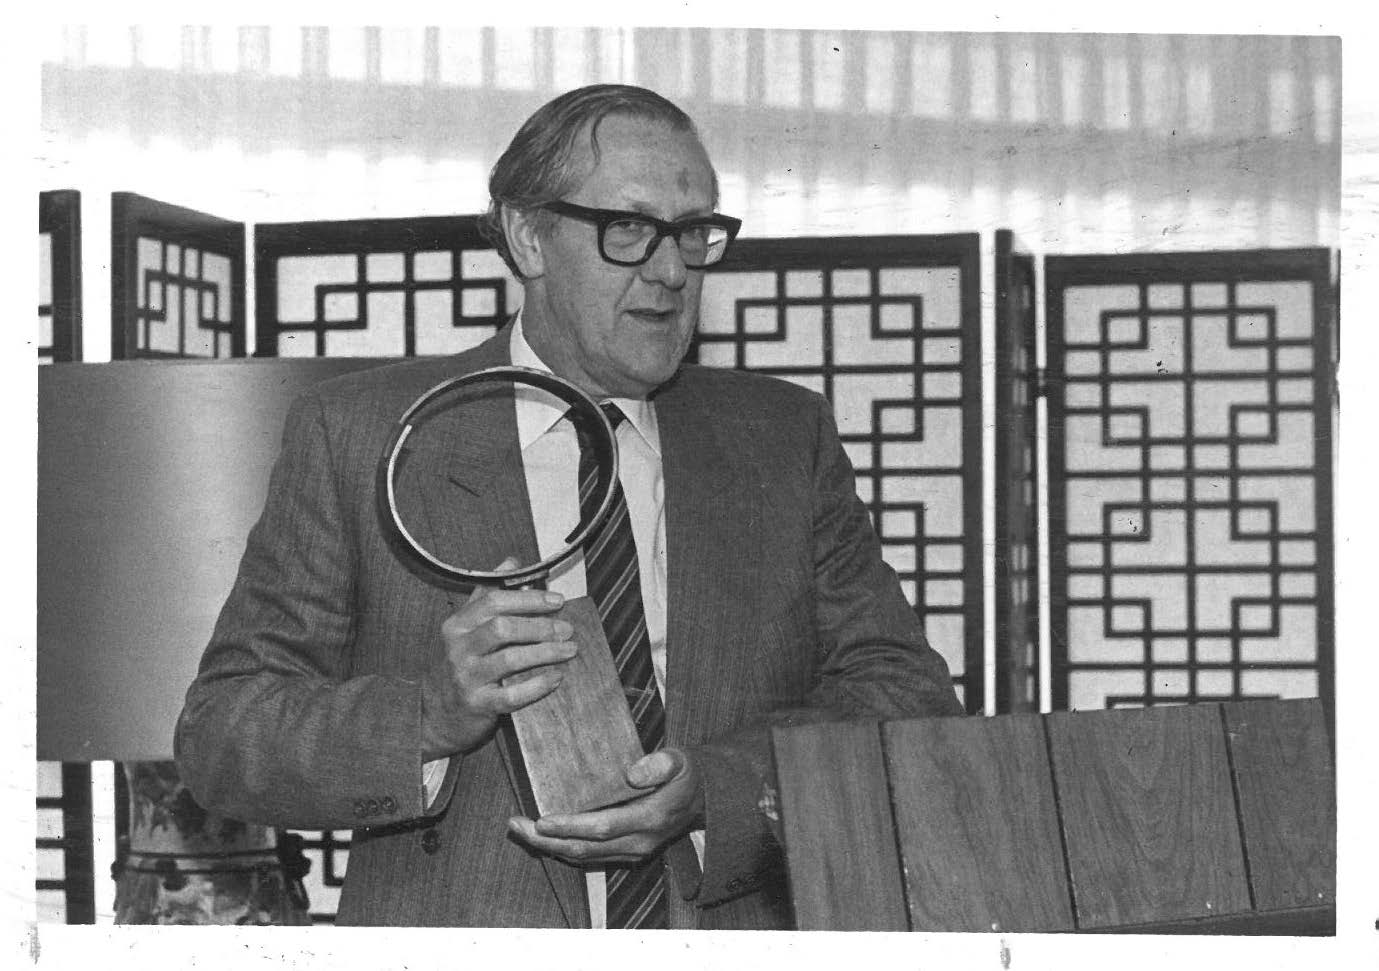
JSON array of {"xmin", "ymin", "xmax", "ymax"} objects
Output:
[
  {"xmin": 411, "ymin": 390, "xmax": 540, "ymax": 578},
  {"xmin": 657, "ymin": 375, "xmax": 763, "ymax": 747},
  {"xmin": 391, "ymin": 330, "xmax": 536, "ymax": 579}
]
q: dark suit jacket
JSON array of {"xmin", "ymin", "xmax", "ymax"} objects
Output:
[{"xmin": 174, "ymin": 325, "xmax": 963, "ymax": 929}]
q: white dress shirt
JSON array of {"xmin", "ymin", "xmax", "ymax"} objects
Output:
[{"xmin": 423, "ymin": 316, "xmax": 700, "ymax": 927}]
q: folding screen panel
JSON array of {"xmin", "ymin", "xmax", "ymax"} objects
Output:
[
  {"xmin": 110, "ymin": 192, "xmax": 246, "ymax": 360},
  {"xmin": 35, "ymin": 762, "xmax": 96, "ymax": 925},
  {"xmin": 37, "ymin": 190, "xmax": 94, "ymax": 924},
  {"xmin": 39, "ymin": 190, "xmax": 83, "ymax": 364},
  {"xmin": 1044, "ymin": 249, "xmax": 1335, "ymax": 712},
  {"xmin": 698, "ymin": 234, "xmax": 983, "ymax": 711},
  {"xmin": 993, "ymin": 230, "xmax": 1041, "ymax": 713},
  {"xmin": 255, "ymin": 216, "xmax": 511, "ymax": 358}
]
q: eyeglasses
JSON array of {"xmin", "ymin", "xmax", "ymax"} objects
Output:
[{"xmin": 538, "ymin": 200, "xmax": 742, "ymax": 269}]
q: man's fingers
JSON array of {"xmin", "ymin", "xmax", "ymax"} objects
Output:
[
  {"xmin": 453, "ymin": 586, "xmax": 566, "ymax": 626},
  {"xmin": 486, "ymin": 667, "xmax": 565, "ymax": 713},
  {"xmin": 508, "ymin": 748, "xmax": 700, "ymax": 864},
  {"xmin": 507, "ymin": 816, "xmax": 654, "ymax": 864},
  {"xmin": 473, "ymin": 614, "xmax": 574, "ymax": 652},
  {"xmin": 626, "ymin": 749, "xmax": 682, "ymax": 789},
  {"xmin": 444, "ymin": 607, "xmax": 572, "ymax": 654},
  {"xmin": 482, "ymin": 640, "xmax": 578, "ymax": 682},
  {"xmin": 533, "ymin": 799, "xmax": 653, "ymax": 842}
]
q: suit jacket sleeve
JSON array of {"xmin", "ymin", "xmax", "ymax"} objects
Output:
[
  {"xmin": 686, "ymin": 394, "xmax": 964, "ymax": 907},
  {"xmin": 174, "ymin": 390, "xmax": 457, "ymax": 830}
]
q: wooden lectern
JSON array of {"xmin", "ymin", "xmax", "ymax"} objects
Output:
[{"xmin": 770, "ymin": 699, "xmax": 1334, "ymax": 934}]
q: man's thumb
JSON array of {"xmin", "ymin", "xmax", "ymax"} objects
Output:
[{"xmin": 627, "ymin": 749, "xmax": 678, "ymax": 788}]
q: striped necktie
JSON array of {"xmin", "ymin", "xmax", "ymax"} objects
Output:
[{"xmin": 573, "ymin": 403, "xmax": 668, "ymax": 930}]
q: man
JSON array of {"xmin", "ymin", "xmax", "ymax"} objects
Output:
[{"xmin": 175, "ymin": 83, "xmax": 962, "ymax": 930}]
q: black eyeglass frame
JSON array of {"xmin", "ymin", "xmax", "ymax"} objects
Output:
[{"xmin": 538, "ymin": 200, "xmax": 743, "ymax": 269}]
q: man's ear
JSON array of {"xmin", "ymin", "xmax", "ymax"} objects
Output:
[{"xmin": 501, "ymin": 205, "xmax": 546, "ymax": 280}]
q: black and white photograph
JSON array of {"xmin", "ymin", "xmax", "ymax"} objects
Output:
[{"xmin": 17, "ymin": 7, "xmax": 1376, "ymax": 968}]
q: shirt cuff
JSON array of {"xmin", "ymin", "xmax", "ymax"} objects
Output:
[
  {"xmin": 690, "ymin": 828, "xmax": 705, "ymax": 867},
  {"xmin": 421, "ymin": 757, "xmax": 450, "ymax": 810}
]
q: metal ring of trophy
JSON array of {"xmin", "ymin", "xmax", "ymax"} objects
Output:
[{"xmin": 381, "ymin": 365, "xmax": 620, "ymax": 588}]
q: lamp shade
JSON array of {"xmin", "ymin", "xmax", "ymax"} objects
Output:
[{"xmin": 37, "ymin": 357, "xmax": 389, "ymax": 761}]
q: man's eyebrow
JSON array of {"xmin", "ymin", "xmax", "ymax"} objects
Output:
[{"xmin": 621, "ymin": 200, "xmax": 716, "ymax": 221}]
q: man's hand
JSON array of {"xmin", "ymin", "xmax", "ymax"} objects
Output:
[
  {"xmin": 506, "ymin": 747, "xmax": 704, "ymax": 864},
  {"xmin": 420, "ymin": 563, "xmax": 577, "ymax": 761}
]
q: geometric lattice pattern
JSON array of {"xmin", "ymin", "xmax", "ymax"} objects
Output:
[
  {"xmin": 1046, "ymin": 250, "xmax": 1336, "ymax": 712},
  {"xmin": 129, "ymin": 238, "xmax": 238, "ymax": 357},
  {"xmin": 35, "ymin": 761, "xmax": 96, "ymax": 924},
  {"xmin": 35, "ymin": 761, "xmax": 69, "ymax": 922},
  {"xmin": 111, "ymin": 192, "xmax": 246, "ymax": 359},
  {"xmin": 993, "ymin": 230, "xmax": 1040, "ymax": 713},
  {"xmin": 284, "ymin": 828, "xmax": 350, "ymax": 923},
  {"xmin": 38, "ymin": 189, "xmax": 82, "ymax": 364},
  {"xmin": 39, "ymin": 228, "xmax": 52, "ymax": 358},
  {"xmin": 699, "ymin": 234, "xmax": 983, "ymax": 712},
  {"xmin": 256, "ymin": 216, "xmax": 512, "ymax": 358}
]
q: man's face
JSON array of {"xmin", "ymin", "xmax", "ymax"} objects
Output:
[{"xmin": 518, "ymin": 114, "xmax": 717, "ymax": 399}]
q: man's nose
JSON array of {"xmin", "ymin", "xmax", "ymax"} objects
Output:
[{"xmin": 638, "ymin": 233, "xmax": 689, "ymax": 289}]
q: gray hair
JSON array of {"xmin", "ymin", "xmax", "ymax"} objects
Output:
[{"xmin": 480, "ymin": 84, "xmax": 717, "ymax": 278}]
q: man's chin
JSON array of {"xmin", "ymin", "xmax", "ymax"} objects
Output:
[{"xmin": 607, "ymin": 359, "xmax": 683, "ymax": 399}]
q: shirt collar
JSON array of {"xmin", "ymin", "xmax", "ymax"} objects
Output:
[{"xmin": 509, "ymin": 312, "xmax": 661, "ymax": 457}]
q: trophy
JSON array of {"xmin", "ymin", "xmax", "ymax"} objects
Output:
[{"xmin": 379, "ymin": 366, "xmax": 646, "ymax": 816}]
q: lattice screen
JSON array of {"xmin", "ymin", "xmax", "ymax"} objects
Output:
[
  {"xmin": 37, "ymin": 190, "xmax": 94, "ymax": 924},
  {"xmin": 994, "ymin": 231, "xmax": 1040, "ymax": 713},
  {"xmin": 111, "ymin": 192, "xmax": 246, "ymax": 359},
  {"xmin": 256, "ymin": 216, "xmax": 513, "ymax": 358},
  {"xmin": 35, "ymin": 762, "xmax": 96, "ymax": 924},
  {"xmin": 39, "ymin": 190, "xmax": 82, "ymax": 364},
  {"xmin": 284, "ymin": 829, "xmax": 349, "ymax": 923},
  {"xmin": 697, "ymin": 234, "xmax": 983, "ymax": 711},
  {"xmin": 1045, "ymin": 249, "xmax": 1335, "ymax": 712}
]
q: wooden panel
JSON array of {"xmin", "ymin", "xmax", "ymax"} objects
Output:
[
  {"xmin": 505, "ymin": 597, "xmax": 644, "ymax": 814},
  {"xmin": 883, "ymin": 714, "xmax": 1074, "ymax": 932},
  {"xmin": 1223, "ymin": 698, "xmax": 1335, "ymax": 911},
  {"xmin": 771, "ymin": 720, "xmax": 908, "ymax": 930},
  {"xmin": 1046, "ymin": 704, "xmax": 1251, "ymax": 928}
]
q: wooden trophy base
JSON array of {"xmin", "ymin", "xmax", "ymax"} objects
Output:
[{"xmin": 505, "ymin": 596, "xmax": 645, "ymax": 815}]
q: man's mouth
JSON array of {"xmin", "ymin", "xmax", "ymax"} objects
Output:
[{"xmin": 625, "ymin": 308, "xmax": 678, "ymax": 323}]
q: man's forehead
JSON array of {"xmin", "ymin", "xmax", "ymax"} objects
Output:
[
  {"xmin": 567, "ymin": 114, "xmax": 716, "ymax": 202},
  {"xmin": 581, "ymin": 114, "xmax": 708, "ymax": 166}
]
